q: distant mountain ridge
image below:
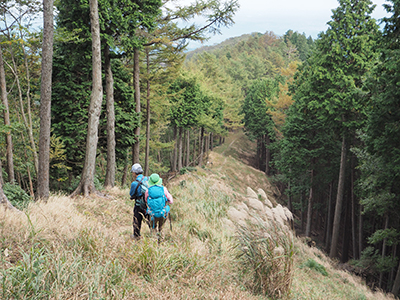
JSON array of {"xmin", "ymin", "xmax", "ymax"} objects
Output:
[
  {"xmin": 184, "ymin": 32, "xmax": 260, "ymax": 60},
  {"xmin": 184, "ymin": 29, "xmax": 314, "ymax": 64}
]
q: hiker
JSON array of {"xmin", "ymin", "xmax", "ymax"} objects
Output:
[
  {"xmin": 145, "ymin": 173, "xmax": 173, "ymax": 235},
  {"xmin": 129, "ymin": 163, "xmax": 149, "ymax": 240}
]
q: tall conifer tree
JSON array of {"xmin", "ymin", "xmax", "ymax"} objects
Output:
[
  {"xmin": 319, "ymin": 0, "xmax": 379, "ymax": 259},
  {"xmin": 359, "ymin": 0, "xmax": 400, "ymax": 293}
]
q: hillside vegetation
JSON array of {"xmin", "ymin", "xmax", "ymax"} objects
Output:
[{"xmin": 0, "ymin": 131, "xmax": 394, "ymax": 299}]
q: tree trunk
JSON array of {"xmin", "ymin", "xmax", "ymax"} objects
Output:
[
  {"xmin": 325, "ymin": 182, "xmax": 334, "ymax": 251},
  {"xmin": 391, "ymin": 244, "xmax": 398, "ymax": 289},
  {"xmin": 256, "ymin": 138, "xmax": 261, "ymax": 170},
  {"xmin": 198, "ymin": 128, "xmax": 202, "ymax": 161},
  {"xmin": 171, "ymin": 126, "xmax": 177, "ymax": 172},
  {"xmin": 351, "ymin": 154, "xmax": 358, "ymax": 259},
  {"xmin": 185, "ymin": 129, "xmax": 190, "ymax": 166},
  {"xmin": 183, "ymin": 129, "xmax": 187, "ymax": 166},
  {"xmin": 71, "ymin": 0, "xmax": 103, "ymax": 197},
  {"xmin": 193, "ymin": 129, "xmax": 197, "ymax": 165},
  {"xmin": 18, "ymin": 128, "xmax": 35, "ymax": 197},
  {"xmin": 359, "ymin": 204, "xmax": 363, "ymax": 259},
  {"xmin": 379, "ymin": 214, "xmax": 390, "ymax": 288},
  {"xmin": 199, "ymin": 127, "xmax": 204, "ymax": 167},
  {"xmin": 37, "ymin": 0, "xmax": 54, "ymax": 199},
  {"xmin": 104, "ymin": 45, "xmax": 116, "ymax": 188},
  {"xmin": 178, "ymin": 127, "xmax": 183, "ymax": 171},
  {"xmin": 205, "ymin": 132, "xmax": 209, "ymax": 161},
  {"xmin": 288, "ymin": 176, "xmax": 293, "ymax": 212},
  {"xmin": 0, "ymin": 159, "xmax": 18, "ymax": 211},
  {"xmin": 210, "ymin": 132, "xmax": 213, "ymax": 151},
  {"xmin": 7, "ymin": 37, "xmax": 39, "ymax": 176},
  {"xmin": 144, "ymin": 48, "xmax": 151, "ymax": 176},
  {"xmin": 121, "ymin": 151, "xmax": 129, "ymax": 187},
  {"xmin": 0, "ymin": 44, "xmax": 14, "ymax": 183},
  {"xmin": 306, "ymin": 170, "xmax": 313, "ymax": 237},
  {"xmin": 19, "ymin": 21, "xmax": 39, "ymax": 177},
  {"xmin": 330, "ymin": 135, "xmax": 347, "ymax": 259},
  {"xmin": 132, "ymin": 48, "xmax": 141, "ymax": 164},
  {"xmin": 392, "ymin": 260, "xmax": 400, "ymax": 297},
  {"xmin": 265, "ymin": 133, "xmax": 271, "ymax": 175},
  {"xmin": 300, "ymin": 193, "xmax": 305, "ymax": 231},
  {"xmin": 341, "ymin": 194, "xmax": 351, "ymax": 263}
]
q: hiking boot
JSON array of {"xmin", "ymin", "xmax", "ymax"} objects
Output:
[{"xmin": 131, "ymin": 235, "xmax": 142, "ymax": 241}]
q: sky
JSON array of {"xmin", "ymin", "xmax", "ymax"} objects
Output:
[{"xmin": 177, "ymin": 0, "xmax": 389, "ymax": 50}]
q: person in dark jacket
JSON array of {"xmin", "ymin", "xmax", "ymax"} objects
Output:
[{"xmin": 129, "ymin": 163, "xmax": 149, "ymax": 240}]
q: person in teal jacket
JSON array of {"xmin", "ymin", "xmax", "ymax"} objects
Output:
[{"xmin": 145, "ymin": 173, "xmax": 173, "ymax": 235}]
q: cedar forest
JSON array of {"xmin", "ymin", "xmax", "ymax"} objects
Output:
[{"xmin": 1, "ymin": 0, "xmax": 400, "ymax": 296}]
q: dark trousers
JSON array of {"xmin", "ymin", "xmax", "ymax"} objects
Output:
[
  {"xmin": 149, "ymin": 216, "xmax": 168, "ymax": 232},
  {"xmin": 133, "ymin": 205, "xmax": 148, "ymax": 238}
]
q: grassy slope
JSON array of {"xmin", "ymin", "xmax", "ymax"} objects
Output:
[{"xmin": 0, "ymin": 131, "xmax": 395, "ymax": 300}]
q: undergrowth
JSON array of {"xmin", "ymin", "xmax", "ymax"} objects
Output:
[{"xmin": 0, "ymin": 132, "xmax": 395, "ymax": 299}]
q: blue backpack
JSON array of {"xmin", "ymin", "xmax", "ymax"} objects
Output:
[{"xmin": 146, "ymin": 185, "xmax": 170, "ymax": 222}]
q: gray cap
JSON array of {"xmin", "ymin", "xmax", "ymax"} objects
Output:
[{"xmin": 131, "ymin": 163, "xmax": 143, "ymax": 174}]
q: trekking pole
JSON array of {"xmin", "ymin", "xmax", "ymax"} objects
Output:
[{"xmin": 169, "ymin": 212, "xmax": 172, "ymax": 231}]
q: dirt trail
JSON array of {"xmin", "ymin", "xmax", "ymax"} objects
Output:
[
  {"xmin": 214, "ymin": 130, "xmax": 258, "ymax": 169},
  {"xmin": 221, "ymin": 137, "xmax": 238, "ymax": 156},
  {"xmin": 203, "ymin": 130, "xmax": 274, "ymax": 198}
]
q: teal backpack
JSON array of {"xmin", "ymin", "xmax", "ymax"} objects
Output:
[
  {"xmin": 146, "ymin": 185, "xmax": 170, "ymax": 224},
  {"xmin": 133, "ymin": 178, "xmax": 148, "ymax": 210}
]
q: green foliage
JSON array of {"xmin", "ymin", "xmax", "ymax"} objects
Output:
[
  {"xmin": 99, "ymin": 0, "xmax": 162, "ymax": 50},
  {"xmin": 3, "ymin": 183, "xmax": 32, "ymax": 210},
  {"xmin": 354, "ymin": 0, "xmax": 400, "ymax": 279},
  {"xmin": 68, "ymin": 175, "xmax": 103, "ymax": 193},
  {"xmin": 52, "ymin": 0, "xmax": 161, "ymax": 179},
  {"xmin": 367, "ymin": 228, "xmax": 400, "ymax": 247},
  {"xmin": 301, "ymin": 258, "xmax": 328, "ymax": 276},
  {"xmin": 241, "ymin": 78, "xmax": 278, "ymax": 140},
  {"xmin": 49, "ymin": 134, "xmax": 72, "ymax": 190},
  {"xmin": 0, "ymin": 6, "xmax": 42, "ymax": 192},
  {"xmin": 283, "ymin": 30, "xmax": 314, "ymax": 61},
  {"xmin": 185, "ymin": 30, "xmax": 309, "ymax": 131},
  {"xmin": 274, "ymin": 0, "xmax": 379, "ymax": 229},
  {"xmin": 168, "ymin": 73, "xmax": 204, "ymax": 128},
  {"xmin": 179, "ymin": 166, "xmax": 197, "ymax": 175},
  {"xmin": 355, "ymin": 245, "xmax": 399, "ymax": 275},
  {"xmin": 376, "ymin": 254, "xmax": 399, "ymax": 273},
  {"xmin": 353, "ymin": 141, "xmax": 400, "ymax": 269},
  {"xmin": 311, "ymin": 0, "xmax": 378, "ymax": 131},
  {"xmin": 51, "ymin": 17, "xmax": 93, "ymax": 175},
  {"xmin": 273, "ymin": 51, "xmax": 341, "ymax": 204},
  {"xmin": 355, "ymin": 246, "xmax": 398, "ymax": 274},
  {"xmin": 360, "ymin": 0, "xmax": 400, "ymax": 217}
]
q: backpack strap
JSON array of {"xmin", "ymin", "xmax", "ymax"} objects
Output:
[
  {"xmin": 133, "ymin": 178, "xmax": 143, "ymax": 199},
  {"xmin": 133, "ymin": 178, "xmax": 148, "ymax": 211}
]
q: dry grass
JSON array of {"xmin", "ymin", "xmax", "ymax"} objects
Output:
[
  {"xmin": 236, "ymin": 219, "xmax": 294, "ymax": 299},
  {"xmin": 0, "ymin": 182, "xmax": 262, "ymax": 299},
  {"xmin": 0, "ymin": 130, "xmax": 395, "ymax": 299}
]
